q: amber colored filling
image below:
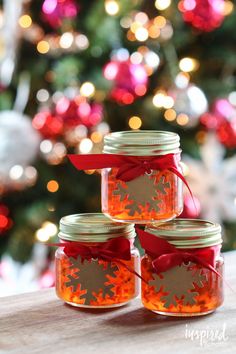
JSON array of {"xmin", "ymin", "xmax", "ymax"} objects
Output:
[
  {"xmin": 141, "ymin": 255, "xmax": 224, "ymax": 314},
  {"xmin": 102, "ymin": 167, "xmax": 183, "ymax": 222},
  {"xmin": 56, "ymin": 251, "xmax": 139, "ymax": 307}
]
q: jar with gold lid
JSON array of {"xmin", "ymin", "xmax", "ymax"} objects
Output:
[
  {"xmin": 139, "ymin": 219, "xmax": 224, "ymax": 316},
  {"xmin": 55, "ymin": 213, "xmax": 140, "ymax": 308},
  {"xmin": 102, "ymin": 130, "xmax": 183, "ymax": 223}
]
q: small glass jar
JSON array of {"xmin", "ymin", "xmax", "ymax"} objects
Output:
[
  {"xmin": 141, "ymin": 219, "xmax": 224, "ymax": 316},
  {"xmin": 55, "ymin": 213, "xmax": 140, "ymax": 308},
  {"xmin": 102, "ymin": 130, "xmax": 183, "ymax": 223}
]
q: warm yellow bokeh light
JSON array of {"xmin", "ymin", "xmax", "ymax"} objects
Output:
[
  {"xmin": 47, "ymin": 180, "xmax": 59, "ymax": 193},
  {"xmin": 128, "ymin": 116, "xmax": 142, "ymax": 130},
  {"xmin": 155, "ymin": 0, "xmax": 171, "ymax": 11},
  {"xmin": 164, "ymin": 109, "xmax": 176, "ymax": 121},
  {"xmin": 153, "ymin": 92, "xmax": 166, "ymax": 108},
  {"xmin": 19, "ymin": 14, "xmax": 32, "ymax": 28},
  {"xmin": 176, "ymin": 113, "xmax": 189, "ymax": 126},
  {"xmin": 105, "ymin": 0, "xmax": 120, "ymax": 16},
  {"xmin": 223, "ymin": 1, "xmax": 234, "ymax": 16},
  {"xmin": 80, "ymin": 82, "xmax": 95, "ymax": 97},
  {"xmin": 154, "ymin": 16, "xmax": 167, "ymax": 28},
  {"xmin": 135, "ymin": 27, "xmax": 149, "ymax": 42},
  {"xmin": 91, "ymin": 131, "xmax": 103, "ymax": 143},
  {"xmin": 37, "ymin": 40, "xmax": 50, "ymax": 54},
  {"xmin": 179, "ymin": 57, "xmax": 199, "ymax": 73}
]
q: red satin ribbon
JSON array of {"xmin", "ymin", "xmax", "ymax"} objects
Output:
[
  {"xmin": 68, "ymin": 153, "xmax": 194, "ymax": 201},
  {"xmin": 136, "ymin": 228, "xmax": 221, "ymax": 277},
  {"xmin": 49, "ymin": 237, "xmax": 144, "ymax": 281}
]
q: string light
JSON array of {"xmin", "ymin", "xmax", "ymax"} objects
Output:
[
  {"xmin": 154, "ymin": 16, "xmax": 167, "ymax": 28},
  {"xmin": 155, "ymin": 0, "xmax": 171, "ymax": 11},
  {"xmin": 153, "ymin": 92, "xmax": 166, "ymax": 108},
  {"xmin": 79, "ymin": 138, "xmax": 93, "ymax": 153},
  {"xmin": 35, "ymin": 221, "xmax": 58, "ymax": 242},
  {"xmin": 223, "ymin": 1, "xmax": 234, "ymax": 16},
  {"xmin": 164, "ymin": 109, "xmax": 177, "ymax": 121},
  {"xmin": 37, "ymin": 40, "xmax": 50, "ymax": 54},
  {"xmin": 175, "ymin": 72, "xmax": 190, "ymax": 89},
  {"xmin": 228, "ymin": 91, "xmax": 236, "ymax": 106},
  {"xmin": 47, "ymin": 180, "xmax": 59, "ymax": 193},
  {"xmin": 105, "ymin": 0, "xmax": 120, "ymax": 16},
  {"xmin": 176, "ymin": 113, "xmax": 189, "ymax": 126},
  {"xmin": 80, "ymin": 82, "xmax": 95, "ymax": 97},
  {"xmin": 9, "ymin": 165, "xmax": 24, "ymax": 180},
  {"xmin": 135, "ymin": 27, "xmax": 149, "ymax": 41},
  {"xmin": 179, "ymin": 57, "xmax": 199, "ymax": 72},
  {"xmin": 135, "ymin": 12, "xmax": 149, "ymax": 24},
  {"xmin": 36, "ymin": 89, "xmax": 50, "ymax": 102},
  {"xmin": 91, "ymin": 132, "xmax": 103, "ymax": 143},
  {"xmin": 128, "ymin": 116, "xmax": 142, "ymax": 129},
  {"xmin": 59, "ymin": 32, "xmax": 74, "ymax": 49},
  {"xmin": 19, "ymin": 14, "xmax": 32, "ymax": 28}
]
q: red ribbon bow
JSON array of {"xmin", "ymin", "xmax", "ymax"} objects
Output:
[
  {"xmin": 68, "ymin": 153, "xmax": 194, "ymax": 200},
  {"xmin": 136, "ymin": 228, "xmax": 221, "ymax": 277},
  {"xmin": 51, "ymin": 236, "xmax": 131, "ymax": 261},
  {"xmin": 49, "ymin": 237, "xmax": 145, "ymax": 281}
]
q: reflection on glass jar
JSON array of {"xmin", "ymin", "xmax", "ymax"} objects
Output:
[
  {"xmin": 55, "ymin": 213, "xmax": 140, "ymax": 308},
  {"xmin": 102, "ymin": 131, "xmax": 183, "ymax": 223},
  {"xmin": 139, "ymin": 219, "xmax": 224, "ymax": 316}
]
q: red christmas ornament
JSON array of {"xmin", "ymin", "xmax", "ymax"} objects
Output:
[
  {"xmin": 42, "ymin": 0, "xmax": 78, "ymax": 28},
  {"xmin": 103, "ymin": 60, "xmax": 148, "ymax": 105},
  {"xmin": 0, "ymin": 204, "xmax": 12, "ymax": 234},
  {"xmin": 201, "ymin": 98, "xmax": 236, "ymax": 148},
  {"xmin": 32, "ymin": 111, "xmax": 63, "ymax": 138},
  {"xmin": 179, "ymin": 0, "xmax": 225, "ymax": 32},
  {"xmin": 55, "ymin": 97, "xmax": 81, "ymax": 127}
]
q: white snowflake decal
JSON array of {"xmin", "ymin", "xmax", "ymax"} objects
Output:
[{"xmin": 184, "ymin": 134, "xmax": 236, "ymax": 222}]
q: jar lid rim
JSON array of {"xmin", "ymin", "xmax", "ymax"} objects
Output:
[
  {"xmin": 59, "ymin": 213, "xmax": 135, "ymax": 242},
  {"xmin": 145, "ymin": 219, "xmax": 222, "ymax": 248},
  {"xmin": 103, "ymin": 130, "xmax": 180, "ymax": 156}
]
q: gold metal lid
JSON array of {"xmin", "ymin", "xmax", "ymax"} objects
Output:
[
  {"xmin": 145, "ymin": 219, "xmax": 222, "ymax": 248},
  {"xmin": 59, "ymin": 213, "xmax": 136, "ymax": 242},
  {"xmin": 103, "ymin": 130, "xmax": 180, "ymax": 156}
]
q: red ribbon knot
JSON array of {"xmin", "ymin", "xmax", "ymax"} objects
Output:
[{"xmin": 136, "ymin": 228, "xmax": 221, "ymax": 277}]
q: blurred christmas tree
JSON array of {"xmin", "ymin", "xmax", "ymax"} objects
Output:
[{"xmin": 0, "ymin": 0, "xmax": 236, "ymax": 294}]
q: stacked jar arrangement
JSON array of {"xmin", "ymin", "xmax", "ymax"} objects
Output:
[{"xmin": 55, "ymin": 131, "xmax": 224, "ymax": 316}]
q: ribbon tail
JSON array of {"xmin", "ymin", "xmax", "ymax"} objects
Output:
[
  {"xmin": 168, "ymin": 166, "xmax": 197, "ymax": 212},
  {"xmin": 67, "ymin": 154, "xmax": 123, "ymax": 171}
]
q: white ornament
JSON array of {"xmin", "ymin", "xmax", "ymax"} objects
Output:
[
  {"xmin": 183, "ymin": 134, "xmax": 236, "ymax": 222},
  {"xmin": 0, "ymin": 110, "xmax": 40, "ymax": 186},
  {"xmin": 169, "ymin": 84, "xmax": 208, "ymax": 127}
]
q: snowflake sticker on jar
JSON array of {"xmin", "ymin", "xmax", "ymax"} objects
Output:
[
  {"xmin": 68, "ymin": 130, "xmax": 190, "ymax": 223},
  {"xmin": 55, "ymin": 213, "xmax": 140, "ymax": 308},
  {"xmin": 138, "ymin": 219, "xmax": 224, "ymax": 316}
]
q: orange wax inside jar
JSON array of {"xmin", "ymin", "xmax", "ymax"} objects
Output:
[
  {"xmin": 102, "ymin": 167, "xmax": 183, "ymax": 223},
  {"xmin": 55, "ymin": 213, "xmax": 140, "ymax": 308},
  {"xmin": 139, "ymin": 219, "xmax": 224, "ymax": 316},
  {"xmin": 141, "ymin": 255, "xmax": 224, "ymax": 316},
  {"xmin": 56, "ymin": 246, "xmax": 140, "ymax": 307},
  {"xmin": 102, "ymin": 130, "xmax": 183, "ymax": 223}
]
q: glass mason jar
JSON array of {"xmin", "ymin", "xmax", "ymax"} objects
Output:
[
  {"xmin": 55, "ymin": 213, "xmax": 140, "ymax": 308},
  {"xmin": 102, "ymin": 130, "xmax": 183, "ymax": 224},
  {"xmin": 140, "ymin": 219, "xmax": 224, "ymax": 316}
]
